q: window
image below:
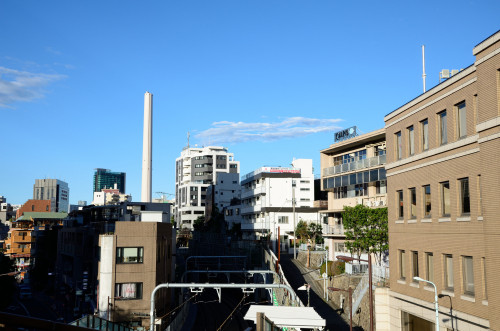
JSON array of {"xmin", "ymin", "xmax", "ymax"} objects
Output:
[
  {"xmin": 426, "ymin": 252, "xmax": 434, "ymax": 283},
  {"xmin": 376, "ymin": 180, "xmax": 387, "ymax": 194},
  {"xmin": 115, "ymin": 283, "xmax": 143, "ymax": 299},
  {"xmin": 459, "ymin": 178, "xmax": 470, "ymax": 215},
  {"xmin": 462, "ymin": 256, "xmax": 474, "ymax": 296},
  {"xmin": 407, "ymin": 126, "xmax": 415, "ymax": 156},
  {"xmin": 412, "ymin": 251, "xmax": 419, "ymax": 281},
  {"xmin": 409, "ymin": 188, "xmax": 416, "ymax": 218},
  {"xmin": 395, "ymin": 131, "xmax": 402, "ymax": 160},
  {"xmin": 439, "ymin": 111, "xmax": 447, "ymax": 145},
  {"xmin": 457, "ymin": 101, "xmax": 467, "ymax": 139},
  {"xmin": 444, "ymin": 254, "xmax": 454, "ymax": 290},
  {"xmin": 278, "ymin": 216, "xmax": 289, "ymax": 224},
  {"xmin": 421, "ymin": 119, "xmax": 429, "ymax": 151},
  {"xmin": 399, "ymin": 250, "xmax": 406, "ymax": 280},
  {"xmin": 441, "ymin": 181, "xmax": 450, "ymax": 217},
  {"xmin": 423, "ymin": 185, "xmax": 431, "ymax": 218},
  {"xmin": 397, "ymin": 190, "xmax": 404, "ymax": 219},
  {"xmin": 116, "ymin": 247, "xmax": 144, "ymax": 263},
  {"xmin": 300, "ymin": 188, "xmax": 310, "ymax": 191}
]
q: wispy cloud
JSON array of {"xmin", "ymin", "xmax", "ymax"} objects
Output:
[
  {"xmin": 0, "ymin": 66, "xmax": 66, "ymax": 108},
  {"xmin": 195, "ymin": 117, "xmax": 343, "ymax": 145},
  {"xmin": 45, "ymin": 46, "xmax": 62, "ymax": 56}
]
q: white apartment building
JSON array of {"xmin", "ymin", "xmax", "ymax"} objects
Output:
[
  {"xmin": 175, "ymin": 146, "xmax": 239, "ymax": 229},
  {"xmin": 239, "ymin": 159, "xmax": 321, "ymax": 250},
  {"xmin": 33, "ymin": 178, "xmax": 69, "ymax": 212}
]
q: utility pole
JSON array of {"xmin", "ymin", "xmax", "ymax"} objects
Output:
[{"xmin": 292, "ymin": 184, "xmax": 296, "ymax": 259}]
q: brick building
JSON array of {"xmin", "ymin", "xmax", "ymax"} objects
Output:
[{"xmin": 384, "ymin": 30, "xmax": 500, "ymax": 330}]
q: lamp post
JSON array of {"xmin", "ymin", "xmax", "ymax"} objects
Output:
[
  {"xmin": 337, "ymin": 255, "xmax": 373, "ymax": 331},
  {"xmin": 414, "ymin": 276, "xmax": 439, "ymax": 331},
  {"xmin": 438, "ymin": 294, "xmax": 454, "ymax": 331},
  {"xmin": 329, "ymin": 287, "xmax": 353, "ymax": 331}
]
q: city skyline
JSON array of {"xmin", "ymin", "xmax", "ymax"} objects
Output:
[{"xmin": 1, "ymin": 1, "xmax": 499, "ymax": 205}]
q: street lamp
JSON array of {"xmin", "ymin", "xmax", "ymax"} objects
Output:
[
  {"xmin": 438, "ymin": 294, "xmax": 454, "ymax": 331},
  {"xmin": 337, "ymin": 255, "xmax": 373, "ymax": 331},
  {"xmin": 414, "ymin": 276, "xmax": 439, "ymax": 331},
  {"xmin": 328, "ymin": 287, "xmax": 353, "ymax": 331}
]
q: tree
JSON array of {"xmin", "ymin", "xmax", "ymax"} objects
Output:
[
  {"xmin": 342, "ymin": 205, "xmax": 388, "ymax": 266},
  {"xmin": 193, "ymin": 215, "xmax": 205, "ymax": 231},
  {"xmin": 295, "ymin": 220, "xmax": 324, "ymax": 249},
  {"xmin": 366, "ymin": 207, "xmax": 388, "ymax": 266}
]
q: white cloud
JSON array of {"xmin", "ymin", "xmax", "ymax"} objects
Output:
[
  {"xmin": 195, "ymin": 117, "xmax": 343, "ymax": 145},
  {"xmin": 0, "ymin": 66, "xmax": 66, "ymax": 108}
]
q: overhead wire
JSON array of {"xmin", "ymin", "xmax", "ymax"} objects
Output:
[
  {"xmin": 156, "ymin": 292, "xmax": 198, "ymax": 320},
  {"xmin": 216, "ymin": 294, "xmax": 246, "ymax": 331}
]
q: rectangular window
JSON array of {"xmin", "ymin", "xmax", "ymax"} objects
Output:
[
  {"xmin": 439, "ymin": 111, "xmax": 448, "ymax": 145},
  {"xmin": 396, "ymin": 131, "xmax": 402, "ymax": 160},
  {"xmin": 421, "ymin": 119, "xmax": 429, "ymax": 151},
  {"xmin": 426, "ymin": 252, "xmax": 434, "ymax": 283},
  {"xmin": 397, "ymin": 190, "xmax": 404, "ymax": 219},
  {"xmin": 115, "ymin": 283, "xmax": 143, "ymax": 300},
  {"xmin": 457, "ymin": 101, "xmax": 467, "ymax": 139},
  {"xmin": 399, "ymin": 250, "xmax": 406, "ymax": 280},
  {"xmin": 412, "ymin": 251, "xmax": 419, "ymax": 281},
  {"xmin": 409, "ymin": 188, "xmax": 416, "ymax": 218},
  {"xmin": 423, "ymin": 185, "xmax": 431, "ymax": 218},
  {"xmin": 116, "ymin": 247, "xmax": 144, "ymax": 263},
  {"xmin": 444, "ymin": 254, "xmax": 454, "ymax": 290},
  {"xmin": 462, "ymin": 256, "xmax": 474, "ymax": 296},
  {"xmin": 376, "ymin": 180, "xmax": 387, "ymax": 194},
  {"xmin": 441, "ymin": 181, "xmax": 450, "ymax": 217},
  {"xmin": 278, "ymin": 216, "xmax": 289, "ymax": 224},
  {"xmin": 407, "ymin": 126, "xmax": 415, "ymax": 156},
  {"xmin": 459, "ymin": 178, "xmax": 470, "ymax": 215}
]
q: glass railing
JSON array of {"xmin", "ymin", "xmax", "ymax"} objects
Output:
[{"xmin": 323, "ymin": 154, "xmax": 386, "ymax": 176}]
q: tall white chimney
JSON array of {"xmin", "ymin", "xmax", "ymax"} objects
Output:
[{"xmin": 141, "ymin": 92, "xmax": 153, "ymax": 202}]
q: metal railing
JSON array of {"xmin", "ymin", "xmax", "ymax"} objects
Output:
[{"xmin": 322, "ymin": 154, "xmax": 386, "ymax": 177}]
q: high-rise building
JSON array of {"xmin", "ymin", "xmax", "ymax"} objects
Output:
[
  {"xmin": 33, "ymin": 178, "xmax": 69, "ymax": 213},
  {"xmin": 384, "ymin": 30, "xmax": 500, "ymax": 330},
  {"xmin": 175, "ymin": 146, "xmax": 239, "ymax": 229},
  {"xmin": 93, "ymin": 169, "xmax": 126, "ymax": 194}
]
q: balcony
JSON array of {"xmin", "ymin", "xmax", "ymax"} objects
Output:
[
  {"xmin": 240, "ymin": 204, "xmax": 262, "ymax": 214},
  {"xmin": 241, "ymin": 186, "xmax": 266, "ymax": 199},
  {"xmin": 323, "ymin": 224, "xmax": 345, "ymax": 236},
  {"xmin": 323, "ymin": 154, "xmax": 386, "ymax": 177}
]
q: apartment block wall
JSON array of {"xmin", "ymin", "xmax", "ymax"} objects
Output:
[
  {"xmin": 385, "ymin": 31, "xmax": 500, "ymax": 330},
  {"xmin": 16, "ymin": 199, "xmax": 53, "ymax": 218},
  {"xmin": 100, "ymin": 222, "xmax": 172, "ymax": 329}
]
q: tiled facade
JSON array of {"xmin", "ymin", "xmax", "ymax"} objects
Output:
[
  {"xmin": 98, "ymin": 221, "xmax": 173, "ymax": 330},
  {"xmin": 384, "ymin": 30, "xmax": 500, "ymax": 330}
]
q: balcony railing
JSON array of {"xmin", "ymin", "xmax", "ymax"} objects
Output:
[
  {"xmin": 323, "ymin": 154, "xmax": 386, "ymax": 177},
  {"xmin": 322, "ymin": 224, "xmax": 345, "ymax": 236},
  {"xmin": 241, "ymin": 186, "xmax": 266, "ymax": 199}
]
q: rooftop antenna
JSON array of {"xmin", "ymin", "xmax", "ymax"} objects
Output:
[
  {"xmin": 422, "ymin": 45, "xmax": 427, "ymax": 93},
  {"xmin": 187, "ymin": 131, "xmax": 190, "ymax": 149}
]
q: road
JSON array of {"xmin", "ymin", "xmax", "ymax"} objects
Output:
[{"xmin": 279, "ymin": 253, "xmax": 351, "ymax": 331}]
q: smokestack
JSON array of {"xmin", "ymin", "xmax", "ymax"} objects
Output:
[{"xmin": 141, "ymin": 92, "xmax": 152, "ymax": 202}]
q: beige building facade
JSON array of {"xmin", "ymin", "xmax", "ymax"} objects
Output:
[
  {"xmin": 384, "ymin": 31, "xmax": 500, "ymax": 330},
  {"xmin": 98, "ymin": 221, "xmax": 173, "ymax": 330},
  {"xmin": 320, "ymin": 128, "xmax": 387, "ymax": 260}
]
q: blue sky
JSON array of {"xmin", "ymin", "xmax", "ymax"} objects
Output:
[{"xmin": 1, "ymin": 0, "xmax": 499, "ymax": 205}]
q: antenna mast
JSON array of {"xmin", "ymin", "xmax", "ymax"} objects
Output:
[
  {"xmin": 187, "ymin": 131, "xmax": 190, "ymax": 149},
  {"xmin": 422, "ymin": 45, "xmax": 427, "ymax": 93}
]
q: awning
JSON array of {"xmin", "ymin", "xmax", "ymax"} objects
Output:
[{"xmin": 244, "ymin": 305, "xmax": 326, "ymax": 329}]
